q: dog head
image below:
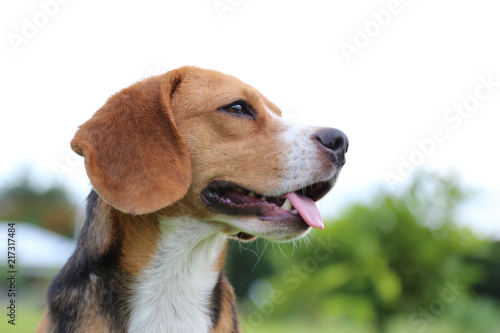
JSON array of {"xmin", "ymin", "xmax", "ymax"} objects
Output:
[{"xmin": 71, "ymin": 66, "xmax": 348, "ymax": 241}]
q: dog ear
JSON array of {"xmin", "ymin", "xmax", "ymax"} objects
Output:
[{"xmin": 71, "ymin": 70, "xmax": 191, "ymax": 215}]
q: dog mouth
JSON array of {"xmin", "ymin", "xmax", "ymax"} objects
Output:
[{"xmin": 202, "ymin": 180, "xmax": 333, "ymax": 234}]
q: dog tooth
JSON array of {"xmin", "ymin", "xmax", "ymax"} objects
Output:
[
  {"xmin": 261, "ymin": 196, "xmax": 267, "ymax": 201},
  {"xmin": 234, "ymin": 188, "xmax": 244, "ymax": 193},
  {"xmin": 281, "ymin": 198, "xmax": 292, "ymax": 211},
  {"xmin": 291, "ymin": 209, "xmax": 298, "ymax": 215},
  {"xmin": 248, "ymin": 192, "xmax": 256, "ymax": 198}
]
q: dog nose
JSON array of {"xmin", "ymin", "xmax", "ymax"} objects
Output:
[{"xmin": 315, "ymin": 128, "xmax": 349, "ymax": 166}]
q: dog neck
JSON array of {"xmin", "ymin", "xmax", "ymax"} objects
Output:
[
  {"xmin": 128, "ymin": 217, "xmax": 228, "ymax": 333},
  {"xmin": 47, "ymin": 191, "xmax": 239, "ymax": 333}
]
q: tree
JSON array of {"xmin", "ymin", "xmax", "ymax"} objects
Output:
[{"xmin": 0, "ymin": 173, "xmax": 76, "ymax": 237}]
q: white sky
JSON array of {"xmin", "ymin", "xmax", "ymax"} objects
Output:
[{"xmin": 1, "ymin": 0, "xmax": 499, "ymax": 238}]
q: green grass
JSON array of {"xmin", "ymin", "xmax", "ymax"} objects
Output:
[
  {"xmin": 239, "ymin": 314, "xmax": 378, "ymax": 333},
  {"xmin": 0, "ymin": 302, "xmax": 44, "ymax": 333},
  {"xmin": 3, "ymin": 297, "xmax": 499, "ymax": 333}
]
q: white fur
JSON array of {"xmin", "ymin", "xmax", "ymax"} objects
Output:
[
  {"xmin": 263, "ymin": 102, "xmax": 335, "ymax": 192},
  {"xmin": 263, "ymin": 103, "xmax": 284, "ymax": 122},
  {"xmin": 128, "ymin": 218, "xmax": 227, "ymax": 333},
  {"xmin": 280, "ymin": 122, "xmax": 334, "ymax": 191},
  {"xmin": 263, "ymin": 103, "xmax": 331, "ymax": 193}
]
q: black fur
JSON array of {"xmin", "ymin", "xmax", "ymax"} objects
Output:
[
  {"xmin": 232, "ymin": 302, "xmax": 240, "ymax": 332},
  {"xmin": 210, "ymin": 272, "xmax": 224, "ymax": 326},
  {"xmin": 47, "ymin": 190, "xmax": 131, "ymax": 332}
]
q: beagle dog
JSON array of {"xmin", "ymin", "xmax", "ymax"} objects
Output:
[{"xmin": 37, "ymin": 66, "xmax": 348, "ymax": 333}]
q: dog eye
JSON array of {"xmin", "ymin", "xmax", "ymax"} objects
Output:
[
  {"xmin": 228, "ymin": 104, "xmax": 244, "ymax": 114},
  {"xmin": 219, "ymin": 100, "xmax": 256, "ymax": 120}
]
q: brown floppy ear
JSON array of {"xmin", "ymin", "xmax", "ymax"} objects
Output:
[{"xmin": 71, "ymin": 71, "xmax": 191, "ymax": 215}]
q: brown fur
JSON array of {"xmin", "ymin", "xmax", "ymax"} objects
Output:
[
  {"xmin": 211, "ymin": 274, "xmax": 242, "ymax": 333},
  {"xmin": 116, "ymin": 211, "xmax": 160, "ymax": 277},
  {"xmin": 71, "ymin": 75, "xmax": 191, "ymax": 215},
  {"xmin": 36, "ymin": 309, "xmax": 50, "ymax": 333}
]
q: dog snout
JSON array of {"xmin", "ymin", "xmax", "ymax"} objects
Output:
[{"xmin": 315, "ymin": 128, "xmax": 349, "ymax": 166}]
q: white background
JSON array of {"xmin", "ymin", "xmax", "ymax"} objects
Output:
[{"xmin": 1, "ymin": 0, "xmax": 499, "ymax": 237}]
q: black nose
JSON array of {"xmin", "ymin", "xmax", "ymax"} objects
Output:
[{"xmin": 316, "ymin": 128, "xmax": 349, "ymax": 166}]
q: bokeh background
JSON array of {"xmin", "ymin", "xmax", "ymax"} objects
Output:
[{"xmin": 1, "ymin": 0, "xmax": 499, "ymax": 332}]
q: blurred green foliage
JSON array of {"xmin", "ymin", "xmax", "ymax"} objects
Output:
[
  {"xmin": 0, "ymin": 173, "xmax": 76, "ymax": 237},
  {"xmin": 227, "ymin": 172, "xmax": 500, "ymax": 332}
]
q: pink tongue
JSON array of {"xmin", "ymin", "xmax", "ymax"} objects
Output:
[{"xmin": 285, "ymin": 192, "xmax": 324, "ymax": 230}]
